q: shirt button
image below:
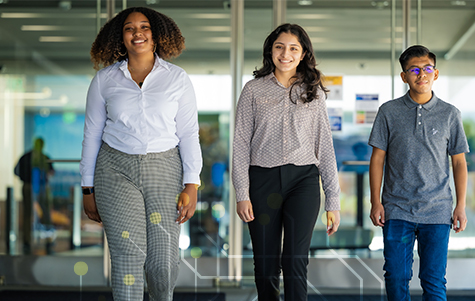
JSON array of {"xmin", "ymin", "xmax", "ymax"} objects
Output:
[
  {"xmin": 418, "ymin": 122, "xmax": 421, "ymax": 125},
  {"xmin": 419, "ymin": 105, "xmax": 422, "ymax": 109},
  {"xmin": 419, "ymin": 114, "xmax": 421, "ymax": 116}
]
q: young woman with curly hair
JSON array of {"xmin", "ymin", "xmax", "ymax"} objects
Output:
[
  {"xmin": 233, "ymin": 23, "xmax": 341, "ymax": 300},
  {"xmin": 80, "ymin": 7, "xmax": 202, "ymax": 301}
]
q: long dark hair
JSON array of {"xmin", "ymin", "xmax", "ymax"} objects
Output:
[
  {"xmin": 90, "ymin": 7, "xmax": 184, "ymax": 70},
  {"xmin": 253, "ymin": 23, "xmax": 328, "ymax": 103}
]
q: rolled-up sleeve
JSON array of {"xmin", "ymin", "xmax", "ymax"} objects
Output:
[
  {"xmin": 175, "ymin": 73, "xmax": 202, "ymax": 185},
  {"xmin": 315, "ymin": 96, "xmax": 340, "ymax": 211},
  {"xmin": 232, "ymin": 84, "xmax": 255, "ymax": 202},
  {"xmin": 80, "ymin": 73, "xmax": 107, "ymax": 187}
]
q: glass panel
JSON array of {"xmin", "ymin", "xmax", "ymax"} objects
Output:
[
  {"xmin": 0, "ymin": 0, "xmax": 100, "ymax": 255},
  {"xmin": 156, "ymin": 7, "xmax": 232, "ymax": 257},
  {"xmin": 241, "ymin": 1, "xmax": 273, "ymax": 278},
  {"xmin": 423, "ymin": 4, "xmax": 475, "ymax": 256}
]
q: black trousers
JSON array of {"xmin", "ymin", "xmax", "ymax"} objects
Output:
[{"xmin": 248, "ymin": 164, "xmax": 320, "ymax": 301}]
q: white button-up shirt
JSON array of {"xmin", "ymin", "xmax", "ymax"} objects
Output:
[{"xmin": 80, "ymin": 55, "xmax": 202, "ymax": 187}]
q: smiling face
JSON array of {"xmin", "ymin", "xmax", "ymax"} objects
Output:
[
  {"xmin": 271, "ymin": 32, "xmax": 305, "ymax": 78},
  {"xmin": 122, "ymin": 12, "xmax": 154, "ymax": 56},
  {"xmin": 400, "ymin": 55, "xmax": 439, "ymax": 102}
]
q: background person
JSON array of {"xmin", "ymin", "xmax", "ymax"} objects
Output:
[
  {"xmin": 232, "ymin": 23, "xmax": 341, "ymax": 301},
  {"xmin": 14, "ymin": 137, "xmax": 55, "ymax": 254},
  {"xmin": 369, "ymin": 45, "xmax": 469, "ymax": 300},
  {"xmin": 80, "ymin": 7, "xmax": 202, "ymax": 301}
]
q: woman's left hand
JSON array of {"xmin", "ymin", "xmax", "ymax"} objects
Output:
[
  {"xmin": 326, "ymin": 210, "xmax": 340, "ymax": 236},
  {"xmin": 176, "ymin": 184, "xmax": 198, "ymax": 224}
]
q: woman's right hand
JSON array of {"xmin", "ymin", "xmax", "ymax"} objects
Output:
[
  {"xmin": 237, "ymin": 200, "xmax": 254, "ymax": 222},
  {"xmin": 83, "ymin": 193, "xmax": 102, "ymax": 223}
]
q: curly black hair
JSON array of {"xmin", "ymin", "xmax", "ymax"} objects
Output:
[
  {"xmin": 253, "ymin": 23, "xmax": 328, "ymax": 103},
  {"xmin": 90, "ymin": 7, "xmax": 185, "ymax": 70}
]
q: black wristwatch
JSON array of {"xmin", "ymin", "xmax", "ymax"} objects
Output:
[{"xmin": 82, "ymin": 187, "xmax": 94, "ymax": 195}]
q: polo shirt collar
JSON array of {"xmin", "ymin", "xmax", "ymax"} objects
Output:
[{"xmin": 403, "ymin": 91, "xmax": 439, "ymax": 111}]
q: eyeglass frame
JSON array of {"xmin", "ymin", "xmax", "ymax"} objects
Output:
[{"xmin": 404, "ymin": 65, "xmax": 436, "ymax": 75}]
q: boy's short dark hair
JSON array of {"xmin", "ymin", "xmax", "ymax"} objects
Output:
[{"xmin": 399, "ymin": 45, "xmax": 436, "ymax": 71}]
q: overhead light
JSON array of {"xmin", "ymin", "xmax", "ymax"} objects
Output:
[
  {"xmin": 202, "ymin": 37, "xmax": 231, "ymax": 43},
  {"xmin": 22, "ymin": 25, "xmax": 95, "ymax": 31},
  {"xmin": 193, "ymin": 26, "xmax": 230, "ymax": 32},
  {"xmin": 451, "ymin": 1, "xmax": 466, "ymax": 5},
  {"xmin": 0, "ymin": 0, "xmax": 8, "ymax": 4},
  {"xmin": 59, "ymin": 1, "xmax": 72, "ymax": 10},
  {"xmin": 1, "ymin": 12, "xmax": 107, "ymax": 18},
  {"xmin": 290, "ymin": 14, "xmax": 332, "ymax": 19},
  {"xmin": 146, "ymin": 0, "xmax": 159, "ymax": 4},
  {"xmin": 304, "ymin": 26, "xmax": 326, "ymax": 32},
  {"xmin": 371, "ymin": 1, "xmax": 389, "ymax": 9},
  {"xmin": 298, "ymin": 0, "xmax": 313, "ymax": 5},
  {"xmin": 39, "ymin": 36, "xmax": 81, "ymax": 42},
  {"xmin": 188, "ymin": 13, "xmax": 229, "ymax": 19}
]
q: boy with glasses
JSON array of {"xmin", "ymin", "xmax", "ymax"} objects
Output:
[{"xmin": 368, "ymin": 45, "xmax": 469, "ymax": 300}]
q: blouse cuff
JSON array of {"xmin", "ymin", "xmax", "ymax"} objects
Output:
[
  {"xmin": 235, "ymin": 188, "xmax": 250, "ymax": 202},
  {"xmin": 183, "ymin": 172, "xmax": 201, "ymax": 186},
  {"xmin": 324, "ymin": 195, "xmax": 341, "ymax": 211},
  {"xmin": 81, "ymin": 175, "xmax": 94, "ymax": 187}
]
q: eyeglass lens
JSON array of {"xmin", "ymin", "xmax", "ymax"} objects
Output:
[{"xmin": 408, "ymin": 66, "xmax": 435, "ymax": 75}]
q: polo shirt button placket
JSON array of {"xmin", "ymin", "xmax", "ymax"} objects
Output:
[{"xmin": 417, "ymin": 105, "xmax": 423, "ymax": 135}]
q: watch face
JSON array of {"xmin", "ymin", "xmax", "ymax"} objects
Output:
[{"xmin": 82, "ymin": 188, "xmax": 94, "ymax": 195}]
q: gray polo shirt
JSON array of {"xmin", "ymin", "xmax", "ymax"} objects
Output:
[{"xmin": 368, "ymin": 92, "xmax": 469, "ymax": 224}]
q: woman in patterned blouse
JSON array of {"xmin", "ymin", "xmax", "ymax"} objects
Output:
[{"xmin": 232, "ymin": 23, "xmax": 341, "ymax": 301}]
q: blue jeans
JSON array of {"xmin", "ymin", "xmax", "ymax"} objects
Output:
[{"xmin": 383, "ymin": 219, "xmax": 450, "ymax": 301}]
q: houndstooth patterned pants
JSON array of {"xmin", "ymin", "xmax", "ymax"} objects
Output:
[{"xmin": 94, "ymin": 143, "xmax": 183, "ymax": 301}]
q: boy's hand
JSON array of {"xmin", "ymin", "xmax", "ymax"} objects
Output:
[
  {"xmin": 453, "ymin": 205, "xmax": 467, "ymax": 233},
  {"xmin": 370, "ymin": 202, "xmax": 385, "ymax": 227}
]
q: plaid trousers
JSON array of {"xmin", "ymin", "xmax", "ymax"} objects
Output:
[{"xmin": 94, "ymin": 143, "xmax": 183, "ymax": 301}]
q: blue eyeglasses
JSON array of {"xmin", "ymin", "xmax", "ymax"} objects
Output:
[{"xmin": 405, "ymin": 65, "xmax": 436, "ymax": 75}]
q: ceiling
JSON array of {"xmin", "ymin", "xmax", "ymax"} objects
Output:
[{"xmin": 0, "ymin": 0, "xmax": 475, "ymax": 74}]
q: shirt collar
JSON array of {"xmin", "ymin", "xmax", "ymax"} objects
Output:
[
  {"xmin": 402, "ymin": 91, "xmax": 439, "ymax": 111},
  {"xmin": 118, "ymin": 53, "xmax": 169, "ymax": 72}
]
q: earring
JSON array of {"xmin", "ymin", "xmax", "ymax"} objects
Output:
[
  {"xmin": 152, "ymin": 43, "xmax": 157, "ymax": 53},
  {"xmin": 118, "ymin": 48, "xmax": 127, "ymax": 56}
]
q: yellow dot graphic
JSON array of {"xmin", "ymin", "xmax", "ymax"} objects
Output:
[
  {"xmin": 150, "ymin": 212, "xmax": 162, "ymax": 224},
  {"xmin": 74, "ymin": 261, "xmax": 88, "ymax": 276},
  {"xmin": 321, "ymin": 211, "xmax": 335, "ymax": 225},
  {"xmin": 190, "ymin": 247, "xmax": 202, "ymax": 258},
  {"xmin": 267, "ymin": 193, "xmax": 283, "ymax": 209},
  {"xmin": 122, "ymin": 231, "xmax": 129, "ymax": 239},
  {"xmin": 212, "ymin": 203, "xmax": 225, "ymax": 219},
  {"xmin": 258, "ymin": 214, "xmax": 270, "ymax": 225},
  {"xmin": 123, "ymin": 274, "xmax": 135, "ymax": 286},
  {"xmin": 180, "ymin": 193, "xmax": 190, "ymax": 206},
  {"xmin": 175, "ymin": 193, "xmax": 180, "ymax": 203},
  {"xmin": 198, "ymin": 181, "xmax": 205, "ymax": 191}
]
